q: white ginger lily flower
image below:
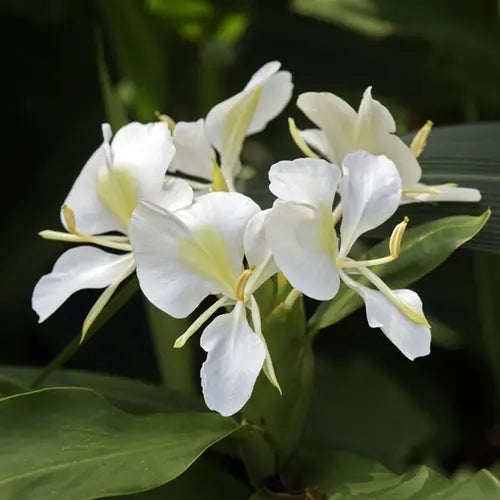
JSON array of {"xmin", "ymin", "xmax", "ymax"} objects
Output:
[
  {"xmin": 129, "ymin": 192, "xmax": 280, "ymax": 416},
  {"xmin": 32, "ymin": 121, "xmax": 193, "ymax": 339},
  {"xmin": 293, "ymin": 87, "xmax": 480, "ymax": 204},
  {"xmin": 266, "ymin": 151, "xmax": 431, "ymax": 361},
  {"xmin": 205, "ymin": 61, "xmax": 293, "ymax": 190}
]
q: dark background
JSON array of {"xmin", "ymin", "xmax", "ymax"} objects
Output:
[{"xmin": 1, "ymin": 0, "xmax": 500, "ymax": 474}]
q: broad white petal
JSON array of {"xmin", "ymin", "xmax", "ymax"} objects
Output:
[
  {"xmin": 266, "ymin": 201, "xmax": 340, "ymax": 300},
  {"xmin": 244, "ymin": 210, "xmax": 278, "ymax": 294},
  {"xmin": 130, "ymin": 202, "xmax": 223, "ymax": 318},
  {"xmin": 32, "ymin": 247, "xmax": 134, "ymax": 322},
  {"xmin": 200, "ymin": 301, "xmax": 266, "ymax": 416},
  {"xmin": 244, "ymin": 61, "xmax": 281, "ymax": 89},
  {"xmin": 339, "ymin": 151, "xmax": 402, "ymax": 257},
  {"xmin": 150, "ymin": 177, "xmax": 194, "ymax": 212},
  {"xmin": 297, "ymin": 92, "xmax": 357, "ymax": 165},
  {"xmin": 269, "ymin": 158, "xmax": 341, "ymax": 209},
  {"xmin": 356, "ymin": 87, "xmax": 421, "ymax": 186},
  {"xmin": 401, "ymin": 183, "xmax": 482, "ymax": 204},
  {"xmin": 246, "ymin": 70, "xmax": 293, "ymax": 135},
  {"xmin": 111, "ymin": 121, "xmax": 175, "ymax": 199},
  {"xmin": 177, "ymin": 192, "xmax": 260, "ymax": 281},
  {"xmin": 299, "ymin": 128, "xmax": 335, "ymax": 161},
  {"xmin": 341, "ymin": 271, "xmax": 431, "ymax": 360},
  {"xmin": 62, "ymin": 145, "xmax": 124, "ymax": 235},
  {"xmin": 170, "ymin": 119, "xmax": 214, "ymax": 180}
]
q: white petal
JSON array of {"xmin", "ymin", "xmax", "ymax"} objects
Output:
[
  {"xmin": 246, "ymin": 69, "xmax": 293, "ymax": 136},
  {"xmin": 62, "ymin": 145, "xmax": 124, "ymax": 235},
  {"xmin": 269, "ymin": 158, "xmax": 341, "ymax": 209},
  {"xmin": 299, "ymin": 128, "xmax": 335, "ymax": 161},
  {"xmin": 200, "ymin": 301, "xmax": 266, "ymax": 416},
  {"xmin": 177, "ymin": 192, "xmax": 261, "ymax": 280},
  {"xmin": 266, "ymin": 201, "xmax": 340, "ymax": 300},
  {"xmin": 244, "ymin": 210, "xmax": 278, "ymax": 294},
  {"xmin": 356, "ymin": 87, "xmax": 421, "ymax": 186},
  {"xmin": 170, "ymin": 119, "xmax": 214, "ymax": 180},
  {"xmin": 205, "ymin": 61, "xmax": 291, "ymax": 152},
  {"xmin": 150, "ymin": 177, "xmax": 194, "ymax": 212},
  {"xmin": 341, "ymin": 271, "xmax": 431, "ymax": 360},
  {"xmin": 32, "ymin": 247, "xmax": 134, "ymax": 323},
  {"xmin": 130, "ymin": 202, "xmax": 223, "ymax": 318},
  {"xmin": 297, "ymin": 92, "xmax": 357, "ymax": 165},
  {"xmin": 401, "ymin": 183, "xmax": 482, "ymax": 204},
  {"xmin": 111, "ymin": 121, "xmax": 176, "ymax": 200},
  {"xmin": 339, "ymin": 151, "xmax": 402, "ymax": 257}
]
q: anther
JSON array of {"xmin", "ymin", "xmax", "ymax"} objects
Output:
[{"xmin": 235, "ymin": 268, "xmax": 254, "ymax": 301}]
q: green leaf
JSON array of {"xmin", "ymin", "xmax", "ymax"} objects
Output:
[
  {"xmin": 0, "ymin": 366, "xmax": 203, "ymax": 414},
  {"xmin": 145, "ymin": 302, "xmax": 198, "ymax": 396},
  {"xmin": 292, "ymin": 447, "xmax": 500, "ymax": 499},
  {"xmin": 108, "ymin": 459, "xmax": 250, "ymax": 499},
  {"xmin": 96, "ymin": 34, "xmax": 128, "ymax": 130},
  {"xmin": 309, "ymin": 210, "xmax": 489, "ymax": 332},
  {"xmin": 399, "ymin": 122, "xmax": 500, "ymax": 254},
  {"xmin": 307, "ymin": 357, "xmax": 436, "ymax": 468},
  {"xmin": 0, "ymin": 388, "xmax": 237, "ymax": 499},
  {"xmin": 147, "ymin": 0, "xmax": 213, "ymax": 20},
  {"xmin": 32, "ymin": 276, "xmax": 139, "ymax": 388}
]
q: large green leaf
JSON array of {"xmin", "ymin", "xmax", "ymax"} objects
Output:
[
  {"xmin": 399, "ymin": 122, "xmax": 500, "ymax": 254},
  {"xmin": 291, "ymin": 447, "xmax": 500, "ymax": 499},
  {"xmin": 0, "ymin": 387, "xmax": 237, "ymax": 499},
  {"xmin": 309, "ymin": 210, "xmax": 489, "ymax": 332},
  {"xmin": 109, "ymin": 459, "xmax": 250, "ymax": 499},
  {"xmin": 0, "ymin": 366, "xmax": 203, "ymax": 414}
]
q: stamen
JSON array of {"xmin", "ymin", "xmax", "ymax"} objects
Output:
[
  {"xmin": 235, "ymin": 268, "xmax": 254, "ymax": 301},
  {"xmin": 340, "ymin": 217, "xmax": 409, "ymax": 269},
  {"xmin": 288, "ymin": 117, "xmax": 319, "ymax": 159},
  {"xmin": 62, "ymin": 205, "xmax": 77, "ymax": 234},
  {"xmin": 410, "ymin": 120, "xmax": 433, "ymax": 158},
  {"xmin": 389, "ymin": 216, "xmax": 409, "ymax": 258},
  {"xmin": 155, "ymin": 111, "xmax": 176, "ymax": 131}
]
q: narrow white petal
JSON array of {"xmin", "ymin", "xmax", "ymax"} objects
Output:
[
  {"xmin": 246, "ymin": 70, "xmax": 293, "ymax": 135},
  {"xmin": 32, "ymin": 248, "xmax": 134, "ymax": 323},
  {"xmin": 339, "ymin": 151, "xmax": 402, "ymax": 257},
  {"xmin": 269, "ymin": 158, "xmax": 341, "ymax": 209},
  {"xmin": 62, "ymin": 145, "xmax": 124, "ymax": 235},
  {"xmin": 150, "ymin": 177, "xmax": 194, "ymax": 212},
  {"xmin": 111, "ymin": 121, "xmax": 176, "ymax": 200},
  {"xmin": 341, "ymin": 271, "xmax": 431, "ymax": 360},
  {"xmin": 401, "ymin": 183, "xmax": 482, "ymax": 204},
  {"xmin": 170, "ymin": 119, "xmax": 214, "ymax": 179},
  {"xmin": 243, "ymin": 210, "xmax": 278, "ymax": 293},
  {"xmin": 356, "ymin": 87, "xmax": 421, "ymax": 186},
  {"xmin": 266, "ymin": 201, "xmax": 340, "ymax": 300},
  {"xmin": 297, "ymin": 92, "xmax": 357, "ymax": 165},
  {"xmin": 129, "ymin": 202, "xmax": 223, "ymax": 318},
  {"xmin": 299, "ymin": 128, "xmax": 335, "ymax": 161},
  {"xmin": 200, "ymin": 301, "xmax": 266, "ymax": 416}
]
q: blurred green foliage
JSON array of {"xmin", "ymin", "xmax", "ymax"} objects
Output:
[{"xmin": 1, "ymin": 0, "xmax": 500, "ymax": 482}]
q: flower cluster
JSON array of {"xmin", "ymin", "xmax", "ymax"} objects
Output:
[{"xmin": 33, "ymin": 61, "xmax": 481, "ymax": 416}]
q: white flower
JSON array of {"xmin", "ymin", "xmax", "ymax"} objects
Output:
[
  {"xmin": 129, "ymin": 192, "xmax": 280, "ymax": 416},
  {"xmin": 294, "ymin": 87, "xmax": 480, "ymax": 204},
  {"xmin": 32, "ymin": 122, "xmax": 193, "ymax": 339},
  {"xmin": 266, "ymin": 152, "xmax": 431, "ymax": 360},
  {"xmin": 205, "ymin": 61, "xmax": 293, "ymax": 189}
]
